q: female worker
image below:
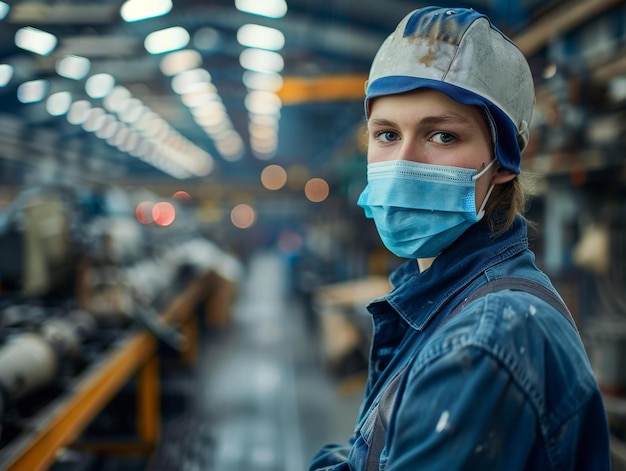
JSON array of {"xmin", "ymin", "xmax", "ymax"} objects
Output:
[{"xmin": 310, "ymin": 6, "xmax": 611, "ymax": 470}]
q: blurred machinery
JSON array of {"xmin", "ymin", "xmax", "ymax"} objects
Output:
[{"xmin": 0, "ymin": 184, "xmax": 242, "ymax": 469}]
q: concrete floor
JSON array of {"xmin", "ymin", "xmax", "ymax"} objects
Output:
[{"xmin": 151, "ymin": 250, "xmax": 364, "ymax": 470}]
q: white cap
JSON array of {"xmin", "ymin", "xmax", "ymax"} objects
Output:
[{"xmin": 366, "ymin": 7, "xmax": 535, "ymax": 174}]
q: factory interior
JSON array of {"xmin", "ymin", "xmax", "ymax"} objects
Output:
[{"xmin": 0, "ymin": 0, "xmax": 625, "ymax": 469}]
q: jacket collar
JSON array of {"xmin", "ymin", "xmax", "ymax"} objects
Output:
[{"xmin": 380, "ymin": 216, "xmax": 529, "ymax": 331}]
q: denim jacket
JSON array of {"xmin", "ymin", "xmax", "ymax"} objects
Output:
[{"xmin": 310, "ymin": 216, "xmax": 611, "ymax": 470}]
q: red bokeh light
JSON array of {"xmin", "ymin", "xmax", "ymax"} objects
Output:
[{"xmin": 152, "ymin": 201, "xmax": 176, "ymax": 226}]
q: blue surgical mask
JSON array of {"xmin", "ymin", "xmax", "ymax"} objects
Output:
[{"xmin": 357, "ymin": 159, "xmax": 495, "ymax": 259}]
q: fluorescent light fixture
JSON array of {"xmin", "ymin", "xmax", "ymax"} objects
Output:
[
  {"xmin": 82, "ymin": 107, "xmax": 107, "ymax": 132},
  {"xmin": 200, "ymin": 118, "xmax": 230, "ymax": 134},
  {"xmin": 215, "ymin": 131, "xmax": 245, "ymax": 161},
  {"xmin": 121, "ymin": 0, "xmax": 172, "ymax": 22},
  {"xmin": 242, "ymin": 71, "xmax": 283, "ymax": 92},
  {"xmin": 0, "ymin": 2, "xmax": 10, "ymax": 20},
  {"xmin": 15, "ymin": 27, "xmax": 57, "ymax": 56},
  {"xmin": 95, "ymin": 116, "xmax": 119, "ymax": 139},
  {"xmin": 181, "ymin": 89, "xmax": 220, "ymax": 108},
  {"xmin": 108, "ymin": 124, "xmax": 129, "ymax": 147},
  {"xmin": 0, "ymin": 64, "xmax": 13, "ymax": 86},
  {"xmin": 249, "ymin": 121, "xmax": 278, "ymax": 139},
  {"xmin": 192, "ymin": 101, "xmax": 226, "ymax": 118},
  {"xmin": 195, "ymin": 108, "xmax": 227, "ymax": 127},
  {"xmin": 119, "ymin": 98, "xmax": 145, "ymax": 123},
  {"xmin": 251, "ymin": 135, "xmax": 278, "ymax": 158},
  {"xmin": 249, "ymin": 113, "xmax": 280, "ymax": 127},
  {"xmin": 160, "ymin": 49, "xmax": 202, "ymax": 76},
  {"xmin": 145, "ymin": 27, "xmax": 190, "ymax": 55},
  {"xmin": 237, "ymin": 24, "xmax": 285, "ymax": 51},
  {"xmin": 171, "ymin": 68, "xmax": 211, "ymax": 94},
  {"xmin": 103, "ymin": 85, "xmax": 131, "ymax": 113},
  {"xmin": 244, "ymin": 90, "xmax": 282, "ymax": 115},
  {"xmin": 85, "ymin": 73, "xmax": 115, "ymax": 98},
  {"xmin": 67, "ymin": 100, "xmax": 91, "ymax": 125},
  {"xmin": 56, "ymin": 55, "xmax": 91, "ymax": 80},
  {"xmin": 17, "ymin": 79, "xmax": 48, "ymax": 103},
  {"xmin": 235, "ymin": 0, "xmax": 287, "ymax": 18},
  {"xmin": 239, "ymin": 49, "xmax": 284, "ymax": 73},
  {"xmin": 135, "ymin": 111, "xmax": 158, "ymax": 133},
  {"xmin": 46, "ymin": 91, "xmax": 72, "ymax": 116}
]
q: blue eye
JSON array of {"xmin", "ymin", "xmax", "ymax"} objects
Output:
[
  {"xmin": 432, "ymin": 132, "xmax": 456, "ymax": 144},
  {"xmin": 376, "ymin": 130, "xmax": 399, "ymax": 142}
]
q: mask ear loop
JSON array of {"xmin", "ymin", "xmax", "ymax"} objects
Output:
[
  {"xmin": 473, "ymin": 158, "xmax": 497, "ymax": 220},
  {"xmin": 476, "ymin": 183, "xmax": 495, "ymax": 220}
]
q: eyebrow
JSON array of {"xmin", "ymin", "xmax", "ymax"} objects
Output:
[{"xmin": 369, "ymin": 112, "xmax": 476, "ymax": 128}]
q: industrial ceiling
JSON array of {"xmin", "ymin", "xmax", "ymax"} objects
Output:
[{"xmin": 0, "ymin": 0, "xmax": 622, "ymax": 198}]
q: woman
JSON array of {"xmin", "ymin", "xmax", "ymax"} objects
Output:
[{"xmin": 310, "ymin": 6, "xmax": 611, "ymax": 470}]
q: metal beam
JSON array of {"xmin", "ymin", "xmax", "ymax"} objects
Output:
[{"xmin": 513, "ymin": 0, "xmax": 622, "ymax": 56}]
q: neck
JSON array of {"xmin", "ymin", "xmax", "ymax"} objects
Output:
[{"xmin": 417, "ymin": 257, "xmax": 436, "ymax": 272}]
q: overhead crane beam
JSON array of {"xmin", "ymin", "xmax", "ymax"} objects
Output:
[{"xmin": 513, "ymin": 0, "xmax": 622, "ymax": 56}]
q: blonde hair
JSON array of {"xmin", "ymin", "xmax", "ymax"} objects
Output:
[{"xmin": 485, "ymin": 175, "xmax": 534, "ymax": 237}]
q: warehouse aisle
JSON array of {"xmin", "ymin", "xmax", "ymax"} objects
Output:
[{"xmin": 156, "ymin": 250, "xmax": 364, "ymax": 470}]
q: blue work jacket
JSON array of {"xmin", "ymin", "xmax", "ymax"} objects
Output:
[{"xmin": 310, "ymin": 216, "xmax": 611, "ymax": 470}]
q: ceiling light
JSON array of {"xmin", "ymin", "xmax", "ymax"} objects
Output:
[
  {"xmin": 0, "ymin": 64, "xmax": 13, "ymax": 87},
  {"xmin": 171, "ymin": 68, "xmax": 211, "ymax": 94},
  {"xmin": 215, "ymin": 133, "xmax": 245, "ymax": 162},
  {"xmin": 120, "ymin": 131, "xmax": 140, "ymax": 153},
  {"xmin": 135, "ymin": 111, "xmax": 158, "ymax": 133},
  {"xmin": 244, "ymin": 90, "xmax": 282, "ymax": 115},
  {"xmin": 67, "ymin": 100, "xmax": 91, "ymax": 125},
  {"xmin": 56, "ymin": 55, "xmax": 91, "ymax": 80},
  {"xmin": 120, "ymin": 99, "xmax": 145, "ymax": 124},
  {"xmin": 121, "ymin": 0, "xmax": 172, "ymax": 22},
  {"xmin": 85, "ymin": 73, "xmax": 115, "ymax": 98},
  {"xmin": 249, "ymin": 113, "xmax": 280, "ymax": 127},
  {"xmin": 0, "ymin": 2, "xmax": 9, "ymax": 20},
  {"xmin": 108, "ymin": 125, "xmax": 129, "ymax": 147},
  {"xmin": 192, "ymin": 101, "xmax": 226, "ymax": 118},
  {"xmin": 201, "ymin": 119, "xmax": 230, "ymax": 135},
  {"xmin": 237, "ymin": 24, "xmax": 285, "ymax": 51},
  {"xmin": 144, "ymin": 116, "xmax": 167, "ymax": 137},
  {"xmin": 235, "ymin": 0, "xmax": 287, "ymax": 19},
  {"xmin": 181, "ymin": 90, "xmax": 219, "ymax": 108},
  {"xmin": 145, "ymin": 27, "xmax": 190, "ymax": 55},
  {"xmin": 249, "ymin": 122, "xmax": 278, "ymax": 139},
  {"xmin": 242, "ymin": 71, "xmax": 283, "ymax": 92},
  {"xmin": 239, "ymin": 49, "xmax": 284, "ymax": 73},
  {"xmin": 46, "ymin": 91, "xmax": 72, "ymax": 116},
  {"xmin": 160, "ymin": 49, "xmax": 202, "ymax": 76},
  {"xmin": 103, "ymin": 86, "xmax": 131, "ymax": 113},
  {"xmin": 95, "ymin": 115, "xmax": 118, "ymax": 139},
  {"xmin": 251, "ymin": 139, "xmax": 277, "ymax": 159},
  {"xmin": 196, "ymin": 110, "xmax": 227, "ymax": 127},
  {"xmin": 82, "ymin": 107, "xmax": 107, "ymax": 132},
  {"xmin": 17, "ymin": 79, "xmax": 48, "ymax": 103},
  {"xmin": 193, "ymin": 154, "xmax": 214, "ymax": 176},
  {"xmin": 15, "ymin": 27, "xmax": 57, "ymax": 56}
]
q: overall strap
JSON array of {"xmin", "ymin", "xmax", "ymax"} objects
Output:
[
  {"xmin": 364, "ymin": 277, "xmax": 576, "ymax": 471},
  {"xmin": 451, "ymin": 277, "xmax": 577, "ymax": 332}
]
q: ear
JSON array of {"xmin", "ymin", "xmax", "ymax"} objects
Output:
[{"xmin": 492, "ymin": 168, "xmax": 517, "ymax": 185}]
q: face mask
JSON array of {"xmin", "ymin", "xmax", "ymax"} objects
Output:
[{"xmin": 357, "ymin": 159, "xmax": 495, "ymax": 259}]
